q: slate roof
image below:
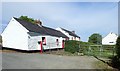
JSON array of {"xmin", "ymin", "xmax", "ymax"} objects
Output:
[
  {"xmin": 13, "ymin": 17, "xmax": 68, "ymax": 38},
  {"xmin": 60, "ymin": 28, "xmax": 80, "ymax": 38}
]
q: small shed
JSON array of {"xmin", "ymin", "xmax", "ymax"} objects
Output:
[{"xmin": 1, "ymin": 17, "xmax": 68, "ymax": 51}]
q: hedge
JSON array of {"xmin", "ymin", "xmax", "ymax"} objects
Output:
[
  {"xmin": 64, "ymin": 40, "xmax": 95, "ymax": 54},
  {"xmin": 64, "ymin": 40, "xmax": 79, "ymax": 53}
]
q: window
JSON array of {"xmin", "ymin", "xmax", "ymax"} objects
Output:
[
  {"xmin": 42, "ymin": 37, "xmax": 46, "ymax": 45},
  {"xmin": 79, "ymin": 37, "xmax": 80, "ymax": 40},
  {"xmin": 65, "ymin": 38, "xmax": 68, "ymax": 40},
  {"xmin": 38, "ymin": 41, "xmax": 40, "ymax": 44},
  {"xmin": 56, "ymin": 39, "xmax": 59, "ymax": 46},
  {"xmin": 28, "ymin": 36, "xmax": 30, "ymax": 39},
  {"xmin": 109, "ymin": 42, "xmax": 114, "ymax": 43}
]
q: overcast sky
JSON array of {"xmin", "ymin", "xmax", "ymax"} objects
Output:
[{"xmin": 1, "ymin": 2, "xmax": 118, "ymax": 41}]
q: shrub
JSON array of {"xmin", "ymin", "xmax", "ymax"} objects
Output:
[
  {"xmin": 0, "ymin": 35, "xmax": 2, "ymax": 43},
  {"xmin": 116, "ymin": 36, "xmax": 120, "ymax": 58},
  {"xmin": 64, "ymin": 40, "xmax": 79, "ymax": 53},
  {"xmin": 110, "ymin": 36, "xmax": 120, "ymax": 70},
  {"xmin": 111, "ymin": 56, "xmax": 120, "ymax": 70}
]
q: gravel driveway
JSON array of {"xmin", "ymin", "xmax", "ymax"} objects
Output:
[{"xmin": 2, "ymin": 52, "xmax": 101, "ymax": 69}]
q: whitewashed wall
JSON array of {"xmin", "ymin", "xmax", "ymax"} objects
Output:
[
  {"xmin": 1, "ymin": 18, "xmax": 65, "ymax": 51},
  {"xmin": 56, "ymin": 27, "xmax": 69, "ymax": 37},
  {"xmin": 102, "ymin": 32, "xmax": 118, "ymax": 45},
  {"xmin": 76, "ymin": 37, "xmax": 80, "ymax": 41},
  {"xmin": 56, "ymin": 27, "xmax": 80, "ymax": 41},
  {"xmin": 43, "ymin": 36, "xmax": 63, "ymax": 50},
  {"xmin": 1, "ymin": 18, "xmax": 29, "ymax": 50},
  {"xmin": 28, "ymin": 35, "xmax": 42, "ymax": 50},
  {"xmin": 28, "ymin": 35, "xmax": 64, "ymax": 50}
]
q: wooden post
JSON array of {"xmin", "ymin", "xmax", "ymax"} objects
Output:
[
  {"xmin": 88, "ymin": 46, "xmax": 91, "ymax": 55},
  {"xmin": 99, "ymin": 46, "xmax": 101, "ymax": 56},
  {"xmin": 113, "ymin": 46, "xmax": 115, "ymax": 56}
]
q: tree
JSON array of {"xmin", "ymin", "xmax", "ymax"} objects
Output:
[
  {"xmin": 88, "ymin": 33, "xmax": 102, "ymax": 45},
  {"xmin": 19, "ymin": 16, "xmax": 35, "ymax": 24}
]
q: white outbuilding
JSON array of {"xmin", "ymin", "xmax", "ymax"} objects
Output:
[
  {"xmin": 56, "ymin": 27, "xmax": 80, "ymax": 41},
  {"xmin": 1, "ymin": 17, "xmax": 68, "ymax": 51},
  {"xmin": 102, "ymin": 32, "xmax": 118, "ymax": 45}
]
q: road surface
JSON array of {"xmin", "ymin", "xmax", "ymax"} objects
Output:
[{"xmin": 2, "ymin": 52, "xmax": 102, "ymax": 69}]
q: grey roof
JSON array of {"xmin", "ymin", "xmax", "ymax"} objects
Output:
[
  {"xmin": 14, "ymin": 17, "xmax": 68, "ymax": 38},
  {"xmin": 60, "ymin": 27, "xmax": 80, "ymax": 38}
]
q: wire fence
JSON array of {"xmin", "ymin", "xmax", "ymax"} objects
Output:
[{"xmin": 79, "ymin": 45, "xmax": 116, "ymax": 58}]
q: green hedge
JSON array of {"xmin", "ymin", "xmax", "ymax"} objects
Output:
[
  {"xmin": 0, "ymin": 35, "xmax": 2, "ymax": 43},
  {"xmin": 64, "ymin": 40, "xmax": 95, "ymax": 54},
  {"xmin": 64, "ymin": 40, "xmax": 94, "ymax": 54},
  {"xmin": 64, "ymin": 40, "xmax": 79, "ymax": 53}
]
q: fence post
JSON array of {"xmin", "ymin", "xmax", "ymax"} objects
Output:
[
  {"xmin": 113, "ymin": 46, "xmax": 115, "ymax": 56},
  {"xmin": 88, "ymin": 46, "xmax": 91, "ymax": 56},
  {"xmin": 99, "ymin": 46, "xmax": 101, "ymax": 56}
]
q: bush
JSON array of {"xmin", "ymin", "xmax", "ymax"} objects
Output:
[
  {"xmin": 64, "ymin": 40, "xmax": 94, "ymax": 54},
  {"xmin": 110, "ymin": 36, "xmax": 120, "ymax": 70},
  {"xmin": 116, "ymin": 36, "xmax": 120, "ymax": 58},
  {"xmin": 111, "ymin": 56, "xmax": 120, "ymax": 70},
  {"xmin": 0, "ymin": 35, "xmax": 2, "ymax": 43},
  {"xmin": 64, "ymin": 40, "xmax": 79, "ymax": 53}
]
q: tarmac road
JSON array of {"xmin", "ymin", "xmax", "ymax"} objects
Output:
[{"xmin": 2, "ymin": 52, "xmax": 101, "ymax": 69}]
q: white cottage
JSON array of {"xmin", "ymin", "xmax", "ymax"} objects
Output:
[
  {"xmin": 1, "ymin": 17, "xmax": 68, "ymax": 51},
  {"xmin": 56, "ymin": 27, "xmax": 80, "ymax": 41},
  {"xmin": 102, "ymin": 32, "xmax": 118, "ymax": 45}
]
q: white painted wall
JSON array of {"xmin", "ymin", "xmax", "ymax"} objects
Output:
[
  {"xmin": 28, "ymin": 34, "xmax": 64, "ymax": 50},
  {"xmin": 1, "ymin": 18, "xmax": 65, "ymax": 51},
  {"xmin": 56, "ymin": 27, "xmax": 80, "ymax": 41},
  {"xmin": 76, "ymin": 37, "xmax": 80, "ymax": 41},
  {"xmin": 102, "ymin": 32, "xmax": 118, "ymax": 45},
  {"xmin": 56, "ymin": 27, "xmax": 69, "ymax": 37},
  {"xmin": 28, "ymin": 35, "xmax": 42, "ymax": 50},
  {"xmin": 1, "ymin": 18, "xmax": 29, "ymax": 50},
  {"xmin": 44, "ymin": 36, "xmax": 63, "ymax": 50}
]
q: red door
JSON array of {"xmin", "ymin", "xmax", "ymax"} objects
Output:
[
  {"xmin": 62, "ymin": 40, "xmax": 65, "ymax": 48},
  {"xmin": 40, "ymin": 41, "xmax": 42, "ymax": 53}
]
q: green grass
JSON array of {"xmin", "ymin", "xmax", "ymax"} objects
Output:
[{"xmin": 94, "ymin": 61, "xmax": 115, "ymax": 71}]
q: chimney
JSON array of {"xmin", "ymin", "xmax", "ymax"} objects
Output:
[
  {"xmin": 72, "ymin": 31, "xmax": 75, "ymax": 34},
  {"xmin": 35, "ymin": 19, "xmax": 42, "ymax": 26}
]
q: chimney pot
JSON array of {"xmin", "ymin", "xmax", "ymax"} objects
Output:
[{"xmin": 35, "ymin": 19, "xmax": 42, "ymax": 25}]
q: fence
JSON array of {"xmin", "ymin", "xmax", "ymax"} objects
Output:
[{"xmin": 79, "ymin": 45, "xmax": 116, "ymax": 58}]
